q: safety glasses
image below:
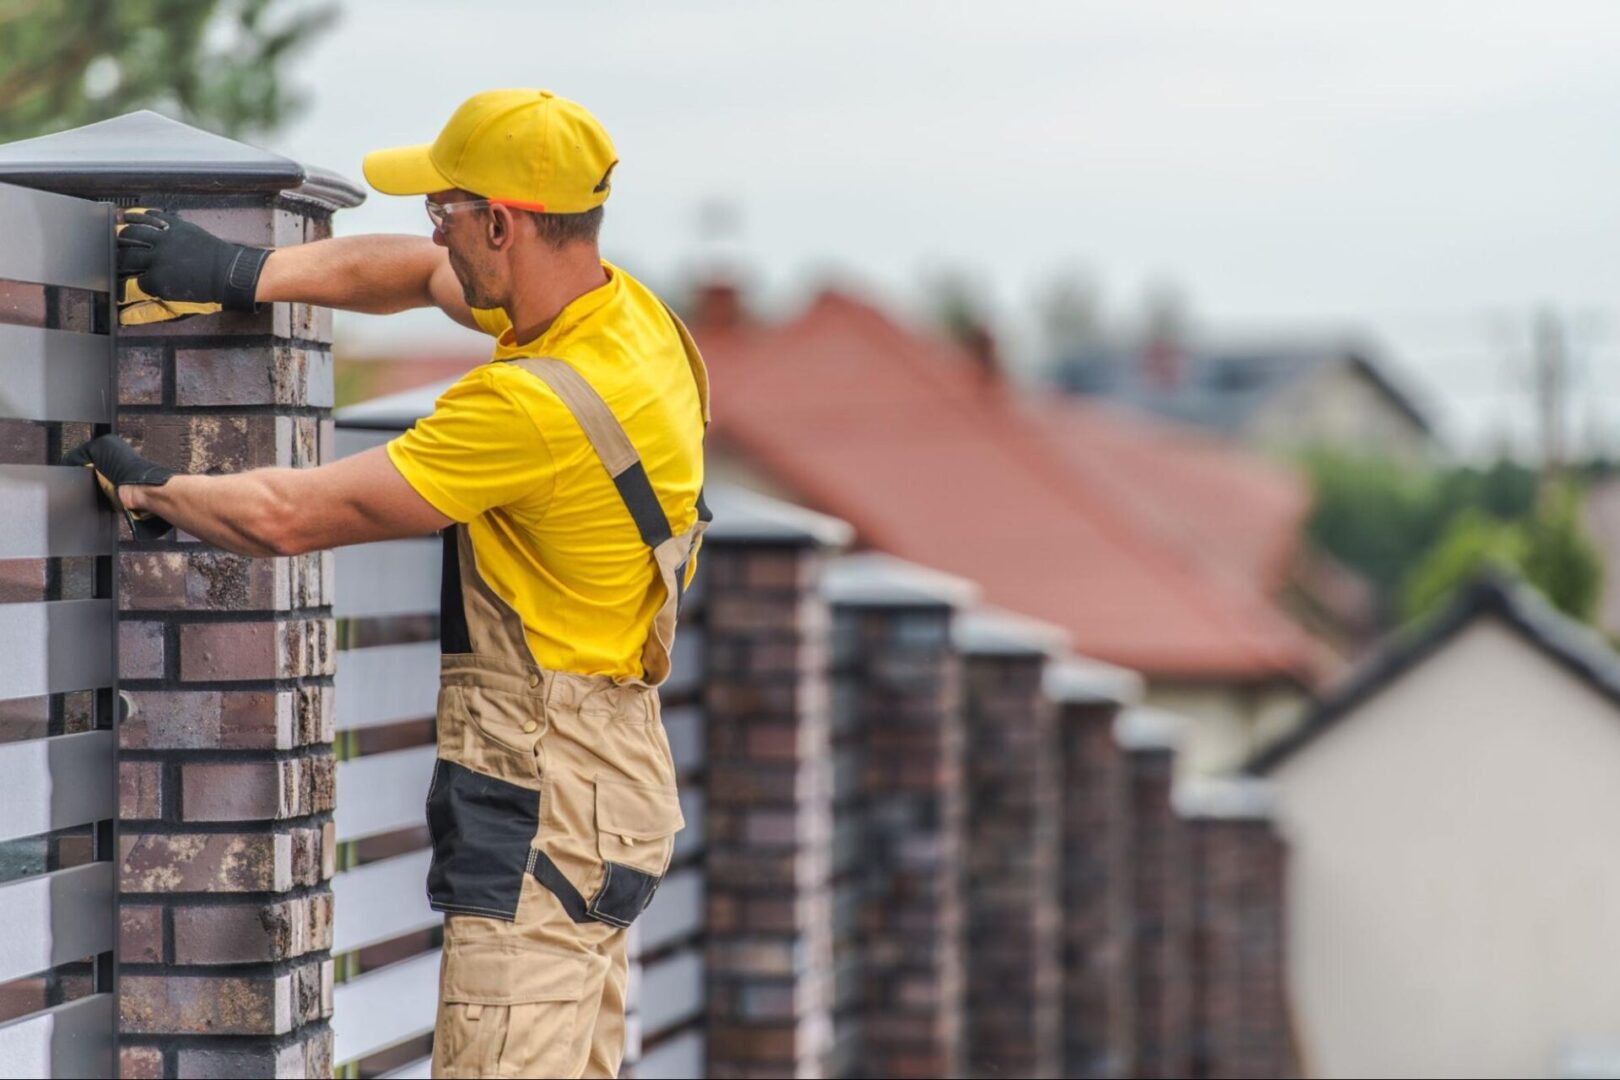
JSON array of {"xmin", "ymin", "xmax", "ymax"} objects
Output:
[{"xmin": 425, "ymin": 197, "xmax": 492, "ymax": 229}]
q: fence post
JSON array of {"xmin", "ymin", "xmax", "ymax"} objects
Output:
[
  {"xmin": 700, "ymin": 490, "xmax": 851, "ymax": 1078},
  {"xmin": 1047, "ymin": 658, "xmax": 1145, "ymax": 1080},
  {"xmin": 1175, "ymin": 778, "xmax": 1299, "ymax": 1080},
  {"xmin": 955, "ymin": 609, "xmax": 1068, "ymax": 1079},
  {"xmin": 824, "ymin": 554, "xmax": 975, "ymax": 1078},
  {"xmin": 0, "ymin": 111, "xmax": 363, "ymax": 1079}
]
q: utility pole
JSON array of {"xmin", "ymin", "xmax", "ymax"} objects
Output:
[{"xmin": 1534, "ymin": 306, "xmax": 1567, "ymax": 492}]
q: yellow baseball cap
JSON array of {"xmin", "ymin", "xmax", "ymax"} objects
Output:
[{"xmin": 362, "ymin": 89, "xmax": 617, "ymax": 214}]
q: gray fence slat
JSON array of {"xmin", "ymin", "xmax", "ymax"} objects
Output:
[
  {"xmin": 0, "ymin": 325, "xmax": 112, "ymax": 424},
  {"xmin": 331, "ymin": 849, "xmax": 435, "ymax": 955},
  {"xmin": 0, "ymin": 993, "xmax": 115, "ymax": 1079},
  {"xmin": 639, "ymin": 950, "xmax": 704, "ymax": 1038},
  {"xmin": 664, "ymin": 633, "xmax": 702, "ymax": 698},
  {"xmin": 334, "ymin": 427, "xmax": 396, "ymax": 459},
  {"xmin": 0, "ymin": 467, "xmax": 115, "ymax": 559},
  {"xmin": 664, "ymin": 706, "xmax": 703, "ymax": 775},
  {"xmin": 333, "ymin": 539, "xmax": 439, "ymax": 618},
  {"xmin": 332, "ymin": 949, "xmax": 440, "ymax": 1066},
  {"xmin": 673, "ymin": 789, "xmax": 703, "ymax": 861},
  {"xmin": 639, "ymin": 867, "xmax": 702, "ymax": 955},
  {"xmin": 335, "ymin": 642, "xmax": 440, "ymax": 732},
  {"xmin": 0, "ymin": 730, "xmax": 115, "ymax": 844},
  {"xmin": 0, "ymin": 184, "xmax": 110, "ymax": 292},
  {"xmin": 0, "ymin": 600, "xmax": 114, "ymax": 702},
  {"xmin": 0, "ymin": 862, "xmax": 115, "ymax": 983},
  {"xmin": 333, "ymin": 745, "xmax": 435, "ymax": 843}
]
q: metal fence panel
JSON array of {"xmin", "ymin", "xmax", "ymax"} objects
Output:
[
  {"xmin": 332, "ymin": 950, "xmax": 439, "ymax": 1066},
  {"xmin": 330, "ymin": 849, "xmax": 435, "ymax": 955},
  {"xmin": 0, "ymin": 994, "xmax": 115, "ymax": 1079},
  {"xmin": 0, "ymin": 600, "xmax": 115, "ymax": 702},
  {"xmin": 0, "ymin": 863, "xmax": 115, "ymax": 983},
  {"xmin": 0, "ymin": 730, "xmax": 116, "ymax": 844},
  {"xmin": 0, "ymin": 183, "xmax": 112, "ymax": 291},
  {"xmin": 0, "ymin": 466, "xmax": 115, "ymax": 558},
  {"xmin": 333, "ymin": 745, "xmax": 436, "ymax": 843},
  {"xmin": 334, "ymin": 642, "xmax": 441, "ymax": 731},
  {"xmin": 0, "ymin": 325, "xmax": 113, "ymax": 423},
  {"xmin": 333, "ymin": 539, "xmax": 440, "ymax": 618},
  {"xmin": 636, "ymin": 1029, "xmax": 704, "ymax": 1080},
  {"xmin": 639, "ymin": 951, "xmax": 704, "ymax": 1041}
]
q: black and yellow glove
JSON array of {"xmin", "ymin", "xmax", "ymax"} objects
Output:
[
  {"xmin": 62, "ymin": 434, "xmax": 177, "ymax": 540},
  {"xmin": 116, "ymin": 209, "xmax": 271, "ymax": 326}
]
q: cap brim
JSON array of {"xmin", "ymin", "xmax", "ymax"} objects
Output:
[{"xmin": 362, "ymin": 143, "xmax": 453, "ymax": 196}]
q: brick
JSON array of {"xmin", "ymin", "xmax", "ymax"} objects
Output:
[
  {"xmin": 120, "ymin": 620, "xmax": 166, "ymax": 680},
  {"xmin": 121, "ymin": 688, "xmax": 295, "ymax": 749},
  {"xmin": 120, "ymin": 971, "xmax": 296, "ymax": 1035},
  {"xmin": 179, "ymin": 618, "xmax": 333, "ymax": 681},
  {"xmin": 120, "ymin": 831, "xmax": 291, "ymax": 893},
  {"xmin": 120, "ymin": 760, "xmax": 164, "ymax": 820},
  {"xmin": 119, "ymin": 413, "xmax": 296, "ymax": 473},
  {"xmin": 119, "ymin": 1045, "xmax": 164, "ymax": 1079},
  {"xmin": 119, "ymin": 343, "xmax": 166, "ymax": 405},
  {"xmin": 176, "ymin": 344, "xmax": 333, "ymax": 407},
  {"xmin": 175, "ymin": 1027, "xmax": 332, "ymax": 1080},
  {"xmin": 120, "ymin": 904, "xmax": 165, "ymax": 964},
  {"xmin": 121, "ymin": 549, "xmax": 287, "ymax": 610},
  {"xmin": 172, "ymin": 894, "xmax": 332, "ymax": 964},
  {"xmin": 180, "ymin": 756, "xmax": 333, "ymax": 821}
]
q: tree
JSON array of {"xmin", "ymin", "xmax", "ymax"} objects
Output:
[{"xmin": 0, "ymin": 0, "xmax": 336, "ymax": 143}]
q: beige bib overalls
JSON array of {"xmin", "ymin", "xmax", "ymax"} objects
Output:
[{"xmin": 426, "ymin": 310, "xmax": 710, "ymax": 1079}]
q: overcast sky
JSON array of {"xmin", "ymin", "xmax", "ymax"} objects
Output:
[{"xmin": 270, "ymin": 0, "xmax": 1620, "ymax": 456}]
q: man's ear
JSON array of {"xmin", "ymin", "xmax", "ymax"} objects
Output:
[{"xmin": 486, "ymin": 204, "xmax": 514, "ymax": 250}]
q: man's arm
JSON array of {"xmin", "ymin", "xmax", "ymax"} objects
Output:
[
  {"xmin": 121, "ymin": 446, "xmax": 454, "ymax": 557},
  {"xmin": 255, "ymin": 235, "xmax": 478, "ymax": 329}
]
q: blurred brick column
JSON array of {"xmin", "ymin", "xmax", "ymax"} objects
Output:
[
  {"xmin": 1177, "ymin": 778, "xmax": 1299, "ymax": 1080},
  {"xmin": 1, "ymin": 112, "xmax": 364, "ymax": 1079},
  {"xmin": 1048, "ymin": 659, "xmax": 1143, "ymax": 1080},
  {"xmin": 701, "ymin": 494, "xmax": 850, "ymax": 1078},
  {"xmin": 824, "ymin": 555, "xmax": 973, "ymax": 1079},
  {"xmin": 1113, "ymin": 706, "xmax": 1190, "ymax": 1080},
  {"xmin": 956, "ymin": 611, "xmax": 1066, "ymax": 1080}
]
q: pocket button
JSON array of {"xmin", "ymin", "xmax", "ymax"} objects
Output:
[
  {"xmin": 522, "ymin": 720, "xmax": 538, "ymax": 734},
  {"xmin": 528, "ymin": 672, "xmax": 540, "ymax": 688}
]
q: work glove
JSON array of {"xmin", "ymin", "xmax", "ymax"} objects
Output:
[
  {"xmin": 116, "ymin": 208, "xmax": 271, "ymax": 326},
  {"xmin": 62, "ymin": 434, "xmax": 177, "ymax": 540}
]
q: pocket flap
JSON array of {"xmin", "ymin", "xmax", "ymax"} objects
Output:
[
  {"xmin": 594, "ymin": 777, "xmax": 685, "ymax": 842},
  {"xmin": 441, "ymin": 941, "xmax": 589, "ymax": 1005}
]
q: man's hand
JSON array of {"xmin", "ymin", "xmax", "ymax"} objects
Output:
[
  {"xmin": 117, "ymin": 209, "xmax": 271, "ymax": 312},
  {"xmin": 62, "ymin": 434, "xmax": 177, "ymax": 540}
]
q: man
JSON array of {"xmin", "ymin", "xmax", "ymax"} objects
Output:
[{"xmin": 67, "ymin": 89, "xmax": 707, "ymax": 1079}]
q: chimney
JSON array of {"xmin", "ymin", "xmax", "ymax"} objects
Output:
[{"xmin": 692, "ymin": 279, "xmax": 744, "ymax": 331}]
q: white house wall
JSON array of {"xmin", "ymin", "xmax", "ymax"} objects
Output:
[{"xmin": 1271, "ymin": 616, "xmax": 1620, "ymax": 1079}]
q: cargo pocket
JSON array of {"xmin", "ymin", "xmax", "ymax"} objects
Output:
[
  {"xmin": 587, "ymin": 777, "xmax": 686, "ymax": 928},
  {"xmin": 426, "ymin": 759, "xmax": 540, "ymax": 920},
  {"xmin": 435, "ymin": 940, "xmax": 591, "ymax": 1079}
]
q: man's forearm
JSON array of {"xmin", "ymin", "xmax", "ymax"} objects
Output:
[
  {"xmin": 123, "ymin": 472, "xmax": 295, "ymax": 557},
  {"xmin": 255, "ymin": 234, "xmax": 443, "ymax": 314}
]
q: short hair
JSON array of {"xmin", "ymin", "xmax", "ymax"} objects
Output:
[{"xmin": 525, "ymin": 206, "xmax": 603, "ymax": 249}]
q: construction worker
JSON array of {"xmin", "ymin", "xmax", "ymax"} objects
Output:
[{"xmin": 66, "ymin": 89, "xmax": 708, "ymax": 1079}]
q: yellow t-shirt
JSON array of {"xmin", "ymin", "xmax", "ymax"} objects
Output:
[{"xmin": 386, "ymin": 262, "xmax": 705, "ymax": 679}]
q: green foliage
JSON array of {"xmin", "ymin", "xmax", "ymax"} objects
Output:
[
  {"xmin": 1306, "ymin": 450, "xmax": 1600, "ymax": 626},
  {"xmin": 0, "ymin": 0, "xmax": 336, "ymax": 143},
  {"xmin": 1399, "ymin": 486, "xmax": 1603, "ymax": 624}
]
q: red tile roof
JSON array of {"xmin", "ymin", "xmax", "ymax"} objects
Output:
[{"xmin": 693, "ymin": 289, "xmax": 1320, "ymax": 682}]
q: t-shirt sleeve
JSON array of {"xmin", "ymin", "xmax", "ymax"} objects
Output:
[{"xmin": 386, "ymin": 368, "xmax": 555, "ymax": 523}]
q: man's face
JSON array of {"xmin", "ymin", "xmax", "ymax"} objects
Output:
[{"xmin": 428, "ymin": 189, "xmax": 501, "ymax": 309}]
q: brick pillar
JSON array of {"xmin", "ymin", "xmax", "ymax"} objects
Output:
[
  {"xmin": 824, "ymin": 555, "xmax": 973, "ymax": 1079},
  {"xmin": 1177, "ymin": 778, "xmax": 1299, "ymax": 1080},
  {"xmin": 956, "ymin": 610, "xmax": 1066, "ymax": 1079},
  {"xmin": 1048, "ymin": 659, "xmax": 1143, "ymax": 1080},
  {"xmin": 1114, "ymin": 706, "xmax": 1190, "ymax": 1080},
  {"xmin": 3, "ymin": 111, "xmax": 363, "ymax": 1078},
  {"xmin": 701, "ymin": 492, "xmax": 850, "ymax": 1078}
]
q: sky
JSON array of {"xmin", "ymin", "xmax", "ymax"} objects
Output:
[{"xmin": 267, "ymin": 0, "xmax": 1620, "ymax": 457}]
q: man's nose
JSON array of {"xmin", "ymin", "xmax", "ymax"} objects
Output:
[{"xmin": 431, "ymin": 226, "xmax": 447, "ymax": 248}]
